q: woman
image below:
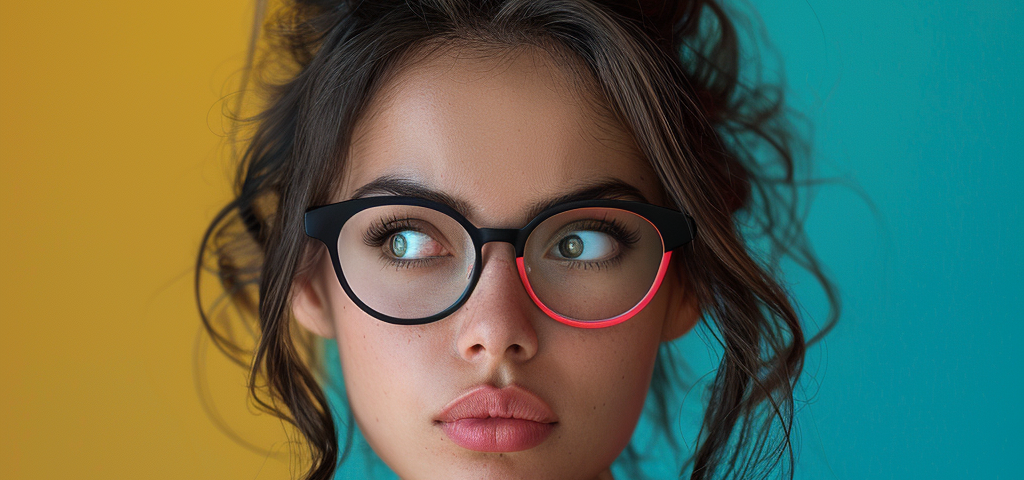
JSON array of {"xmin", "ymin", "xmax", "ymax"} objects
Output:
[{"xmin": 197, "ymin": 0, "xmax": 838, "ymax": 478}]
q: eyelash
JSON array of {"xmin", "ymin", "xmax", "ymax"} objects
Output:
[
  {"xmin": 362, "ymin": 215, "xmax": 440, "ymax": 270},
  {"xmin": 362, "ymin": 214, "xmax": 413, "ymax": 247},
  {"xmin": 554, "ymin": 218, "xmax": 641, "ymax": 271}
]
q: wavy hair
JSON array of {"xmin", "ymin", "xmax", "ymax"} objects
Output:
[{"xmin": 195, "ymin": 0, "xmax": 839, "ymax": 478}]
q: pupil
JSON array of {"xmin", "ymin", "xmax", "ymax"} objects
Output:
[
  {"xmin": 559, "ymin": 235, "xmax": 584, "ymax": 258},
  {"xmin": 391, "ymin": 234, "xmax": 408, "ymax": 257}
]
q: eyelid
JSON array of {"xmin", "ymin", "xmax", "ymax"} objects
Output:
[
  {"xmin": 547, "ymin": 231, "xmax": 620, "ymax": 260},
  {"xmin": 543, "ymin": 220, "xmax": 606, "ymax": 248},
  {"xmin": 387, "ymin": 230, "xmax": 448, "ymax": 259},
  {"xmin": 557, "ymin": 215, "xmax": 637, "ymax": 237},
  {"xmin": 397, "ymin": 222, "xmax": 452, "ymax": 253},
  {"xmin": 364, "ymin": 216, "xmax": 454, "ymax": 254}
]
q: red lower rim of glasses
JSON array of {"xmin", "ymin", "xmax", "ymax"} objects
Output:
[{"xmin": 515, "ymin": 251, "xmax": 673, "ymax": 329}]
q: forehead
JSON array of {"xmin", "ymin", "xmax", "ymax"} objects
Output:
[{"xmin": 339, "ymin": 44, "xmax": 662, "ymax": 227}]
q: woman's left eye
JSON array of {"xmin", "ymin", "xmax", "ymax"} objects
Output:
[
  {"xmin": 384, "ymin": 230, "xmax": 446, "ymax": 260},
  {"xmin": 549, "ymin": 231, "xmax": 618, "ymax": 261}
]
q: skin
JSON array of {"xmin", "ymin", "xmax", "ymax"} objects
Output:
[{"xmin": 291, "ymin": 44, "xmax": 700, "ymax": 480}]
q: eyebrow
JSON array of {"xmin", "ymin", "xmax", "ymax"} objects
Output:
[{"xmin": 349, "ymin": 175, "xmax": 650, "ymax": 224}]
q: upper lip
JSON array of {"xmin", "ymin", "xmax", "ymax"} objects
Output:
[{"xmin": 435, "ymin": 384, "xmax": 558, "ymax": 424}]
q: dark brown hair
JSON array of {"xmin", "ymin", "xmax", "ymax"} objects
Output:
[{"xmin": 195, "ymin": 0, "xmax": 838, "ymax": 478}]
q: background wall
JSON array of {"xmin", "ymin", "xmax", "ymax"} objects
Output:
[
  {"xmin": 755, "ymin": 2, "xmax": 1022, "ymax": 478},
  {"xmin": 0, "ymin": 2, "xmax": 297, "ymax": 479},
  {"xmin": 1, "ymin": 1, "xmax": 1020, "ymax": 479}
]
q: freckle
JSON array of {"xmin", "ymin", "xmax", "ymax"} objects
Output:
[{"xmin": 375, "ymin": 417, "xmax": 379, "ymax": 423}]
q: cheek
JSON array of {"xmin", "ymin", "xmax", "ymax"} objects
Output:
[
  {"xmin": 328, "ymin": 292, "xmax": 447, "ymax": 459},
  {"xmin": 543, "ymin": 309, "xmax": 666, "ymax": 462}
]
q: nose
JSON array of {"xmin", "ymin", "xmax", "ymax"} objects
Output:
[{"xmin": 455, "ymin": 242, "xmax": 540, "ymax": 365}]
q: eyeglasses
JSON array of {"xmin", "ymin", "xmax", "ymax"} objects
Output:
[{"xmin": 304, "ymin": 196, "xmax": 696, "ymax": 328}]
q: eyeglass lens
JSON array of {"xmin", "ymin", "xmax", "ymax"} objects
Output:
[{"xmin": 336, "ymin": 205, "xmax": 665, "ymax": 322}]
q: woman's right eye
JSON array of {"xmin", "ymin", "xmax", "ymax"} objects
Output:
[{"xmin": 384, "ymin": 230, "xmax": 447, "ymax": 260}]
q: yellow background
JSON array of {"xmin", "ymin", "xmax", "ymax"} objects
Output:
[{"xmin": 1, "ymin": 1, "xmax": 297, "ymax": 478}]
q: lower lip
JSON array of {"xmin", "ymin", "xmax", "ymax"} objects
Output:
[{"xmin": 440, "ymin": 418, "xmax": 555, "ymax": 452}]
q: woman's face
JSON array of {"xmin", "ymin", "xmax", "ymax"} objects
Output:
[{"xmin": 293, "ymin": 45, "xmax": 696, "ymax": 480}]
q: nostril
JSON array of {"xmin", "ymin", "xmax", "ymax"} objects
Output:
[{"xmin": 467, "ymin": 343, "xmax": 525, "ymax": 357}]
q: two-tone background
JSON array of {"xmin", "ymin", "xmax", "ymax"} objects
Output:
[{"xmin": 2, "ymin": 1, "xmax": 1020, "ymax": 478}]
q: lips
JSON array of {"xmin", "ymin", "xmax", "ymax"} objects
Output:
[{"xmin": 435, "ymin": 385, "xmax": 558, "ymax": 452}]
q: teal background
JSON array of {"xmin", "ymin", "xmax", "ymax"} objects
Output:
[
  {"xmin": 324, "ymin": 1, "xmax": 1023, "ymax": 478},
  {"xmin": 757, "ymin": 0, "xmax": 1022, "ymax": 478}
]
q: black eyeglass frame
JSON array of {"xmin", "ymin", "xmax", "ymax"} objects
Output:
[{"xmin": 304, "ymin": 195, "xmax": 697, "ymax": 326}]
